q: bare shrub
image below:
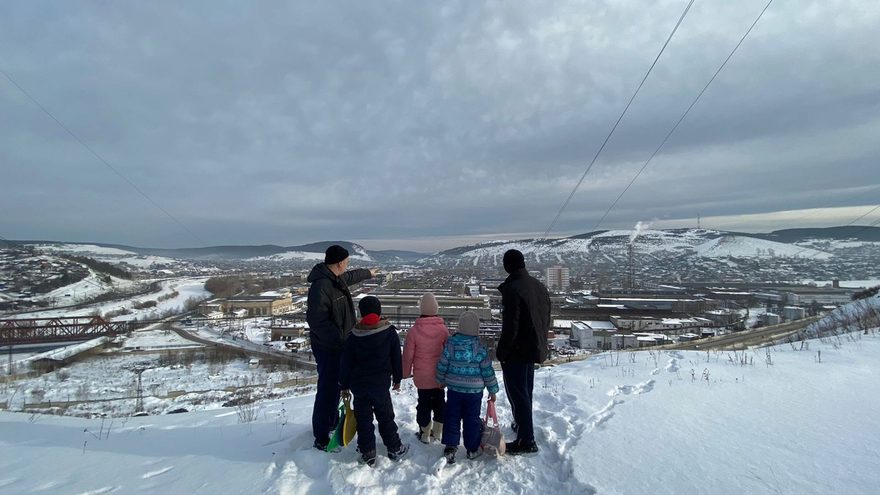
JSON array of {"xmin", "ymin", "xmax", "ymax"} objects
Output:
[
  {"xmin": 157, "ymin": 290, "xmax": 179, "ymax": 302},
  {"xmin": 233, "ymin": 391, "xmax": 258, "ymax": 423},
  {"xmin": 133, "ymin": 300, "xmax": 158, "ymax": 310}
]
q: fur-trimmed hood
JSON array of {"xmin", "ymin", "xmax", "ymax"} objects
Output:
[{"xmin": 352, "ymin": 318, "xmax": 394, "ymax": 336}]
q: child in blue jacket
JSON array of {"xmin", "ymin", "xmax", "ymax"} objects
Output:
[{"xmin": 435, "ymin": 311, "xmax": 499, "ymax": 464}]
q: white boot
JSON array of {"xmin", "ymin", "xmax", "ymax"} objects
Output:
[
  {"xmin": 418, "ymin": 422, "xmax": 432, "ymax": 444},
  {"xmin": 432, "ymin": 421, "xmax": 444, "ymax": 442}
]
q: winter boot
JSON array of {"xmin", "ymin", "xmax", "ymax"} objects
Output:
[
  {"xmin": 359, "ymin": 449, "xmax": 377, "ymax": 467},
  {"xmin": 431, "ymin": 421, "xmax": 444, "ymax": 441},
  {"xmin": 417, "ymin": 422, "xmax": 432, "ymax": 444},
  {"xmin": 466, "ymin": 448, "xmax": 483, "ymax": 460},
  {"xmin": 387, "ymin": 443, "xmax": 410, "ymax": 462},
  {"xmin": 443, "ymin": 446, "xmax": 457, "ymax": 465},
  {"xmin": 313, "ymin": 437, "xmax": 329, "ymax": 452},
  {"xmin": 506, "ymin": 439, "xmax": 539, "ymax": 456}
]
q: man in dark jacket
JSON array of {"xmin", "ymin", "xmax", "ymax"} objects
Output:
[
  {"xmin": 497, "ymin": 249, "xmax": 550, "ymax": 455},
  {"xmin": 340, "ymin": 296, "xmax": 409, "ymax": 466},
  {"xmin": 307, "ymin": 244, "xmax": 374, "ymax": 451}
]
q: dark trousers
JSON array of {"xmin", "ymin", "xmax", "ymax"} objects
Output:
[
  {"xmin": 502, "ymin": 361, "xmax": 535, "ymax": 444},
  {"xmin": 442, "ymin": 390, "xmax": 483, "ymax": 452},
  {"xmin": 352, "ymin": 384, "xmax": 401, "ymax": 454},
  {"xmin": 416, "ymin": 388, "xmax": 446, "ymax": 427},
  {"xmin": 312, "ymin": 347, "xmax": 341, "ymax": 442}
]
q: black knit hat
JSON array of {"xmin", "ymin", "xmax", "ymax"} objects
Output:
[
  {"xmin": 324, "ymin": 244, "xmax": 349, "ymax": 265},
  {"xmin": 503, "ymin": 249, "xmax": 526, "ymax": 273},
  {"xmin": 358, "ymin": 296, "xmax": 382, "ymax": 317}
]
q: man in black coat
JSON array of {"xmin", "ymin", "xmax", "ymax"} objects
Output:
[
  {"xmin": 307, "ymin": 244, "xmax": 375, "ymax": 451},
  {"xmin": 497, "ymin": 249, "xmax": 551, "ymax": 455}
]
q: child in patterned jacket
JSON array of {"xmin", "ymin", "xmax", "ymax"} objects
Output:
[{"xmin": 435, "ymin": 311, "xmax": 499, "ymax": 464}]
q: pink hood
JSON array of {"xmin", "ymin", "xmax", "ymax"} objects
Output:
[{"xmin": 402, "ymin": 316, "xmax": 450, "ymax": 389}]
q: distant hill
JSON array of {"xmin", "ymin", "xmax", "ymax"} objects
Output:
[
  {"xmin": 12, "ymin": 226, "xmax": 880, "ymax": 269},
  {"xmin": 747, "ymin": 226, "xmax": 880, "ymax": 244},
  {"xmin": 15, "ymin": 240, "xmax": 425, "ymax": 264},
  {"xmin": 128, "ymin": 244, "xmax": 287, "ymax": 260},
  {"xmin": 424, "ymin": 228, "xmax": 838, "ymax": 268},
  {"xmin": 369, "ymin": 249, "xmax": 428, "ymax": 263}
]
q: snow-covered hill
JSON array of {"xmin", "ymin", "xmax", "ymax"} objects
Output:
[
  {"xmin": 2, "ymin": 319, "xmax": 878, "ymax": 494},
  {"xmin": 249, "ymin": 243, "xmax": 374, "ymax": 263},
  {"xmin": 693, "ymin": 235, "xmax": 832, "ymax": 259},
  {"xmin": 424, "ymin": 228, "xmax": 832, "ymax": 267},
  {"xmin": 33, "ymin": 243, "xmax": 182, "ymax": 270}
]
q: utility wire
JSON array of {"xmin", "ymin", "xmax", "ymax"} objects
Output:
[
  {"xmin": 542, "ymin": 0, "xmax": 696, "ymax": 239},
  {"xmin": 791, "ymin": 203, "xmax": 880, "ymax": 259},
  {"xmin": 0, "ymin": 68, "xmax": 206, "ymax": 246},
  {"xmin": 843, "ymin": 203, "xmax": 880, "ymax": 227},
  {"xmin": 592, "ymin": 0, "xmax": 775, "ymax": 232},
  {"xmin": 750, "ymin": 185, "xmax": 880, "ymax": 235}
]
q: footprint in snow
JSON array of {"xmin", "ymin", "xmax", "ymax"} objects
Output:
[{"xmin": 141, "ymin": 466, "xmax": 174, "ymax": 479}]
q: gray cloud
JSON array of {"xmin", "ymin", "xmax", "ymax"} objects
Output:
[{"xmin": 1, "ymin": 0, "xmax": 879, "ymax": 251}]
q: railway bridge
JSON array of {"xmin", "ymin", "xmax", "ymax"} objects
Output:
[{"xmin": 0, "ymin": 316, "xmax": 133, "ymax": 346}]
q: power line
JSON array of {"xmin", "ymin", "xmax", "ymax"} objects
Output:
[
  {"xmin": 792, "ymin": 204, "xmax": 880, "ymax": 259},
  {"xmin": 542, "ymin": 0, "xmax": 696, "ymax": 239},
  {"xmin": 592, "ymin": 0, "xmax": 775, "ymax": 232},
  {"xmin": 844, "ymin": 203, "xmax": 880, "ymax": 227},
  {"xmin": 0, "ymin": 67, "xmax": 206, "ymax": 246},
  {"xmin": 755, "ymin": 190, "xmax": 880, "ymax": 235}
]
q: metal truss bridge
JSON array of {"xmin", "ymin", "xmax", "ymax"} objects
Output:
[{"xmin": 0, "ymin": 316, "xmax": 133, "ymax": 346}]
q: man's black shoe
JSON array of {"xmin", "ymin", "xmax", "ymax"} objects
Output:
[
  {"xmin": 359, "ymin": 449, "xmax": 377, "ymax": 467},
  {"xmin": 505, "ymin": 439, "xmax": 538, "ymax": 455},
  {"xmin": 313, "ymin": 438, "xmax": 329, "ymax": 451},
  {"xmin": 387, "ymin": 443, "xmax": 410, "ymax": 462}
]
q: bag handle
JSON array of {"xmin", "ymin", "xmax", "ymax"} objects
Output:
[{"xmin": 484, "ymin": 399, "xmax": 499, "ymax": 428}]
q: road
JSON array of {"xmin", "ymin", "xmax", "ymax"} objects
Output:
[
  {"xmin": 169, "ymin": 325, "xmax": 317, "ymax": 371},
  {"xmin": 2, "ymin": 279, "xmax": 167, "ymax": 317},
  {"xmin": 664, "ymin": 316, "xmax": 820, "ymax": 351}
]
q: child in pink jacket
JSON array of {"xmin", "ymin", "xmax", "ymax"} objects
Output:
[{"xmin": 402, "ymin": 292, "xmax": 450, "ymax": 443}]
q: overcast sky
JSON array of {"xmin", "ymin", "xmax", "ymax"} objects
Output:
[{"xmin": 1, "ymin": 0, "xmax": 879, "ymax": 252}]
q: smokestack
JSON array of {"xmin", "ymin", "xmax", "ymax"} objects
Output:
[{"xmin": 629, "ymin": 220, "xmax": 650, "ymax": 244}]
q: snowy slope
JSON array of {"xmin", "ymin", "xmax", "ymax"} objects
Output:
[
  {"xmin": 693, "ymin": 235, "xmax": 831, "ymax": 259},
  {"xmin": 427, "ymin": 229, "xmax": 833, "ymax": 266},
  {"xmin": 33, "ymin": 243, "xmax": 182, "ymax": 269},
  {"xmin": 17, "ymin": 278, "xmax": 210, "ymax": 321},
  {"xmin": 2, "ymin": 327, "xmax": 878, "ymax": 494},
  {"xmin": 249, "ymin": 244, "xmax": 374, "ymax": 263},
  {"xmin": 795, "ymin": 238, "xmax": 880, "ymax": 249},
  {"xmin": 34, "ymin": 271, "xmax": 136, "ymax": 304},
  {"xmin": 34, "ymin": 243, "xmax": 139, "ymax": 256}
]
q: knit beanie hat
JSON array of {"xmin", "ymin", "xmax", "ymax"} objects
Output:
[
  {"xmin": 503, "ymin": 249, "xmax": 526, "ymax": 274},
  {"xmin": 420, "ymin": 293, "xmax": 439, "ymax": 316},
  {"xmin": 324, "ymin": 244, "xmax": 349, "ymax": 265},
  {"xmin": 457, "ymin": 311, "xmax": 480, "ymax": 337},
  {"xmin": 358, "ymin": 296, "xmax": 382, "ymax": 325}
]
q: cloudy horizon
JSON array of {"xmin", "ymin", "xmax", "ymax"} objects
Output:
[{"xmin": 2, "ymin": 1, "xmax": 879, "ymax": 252}]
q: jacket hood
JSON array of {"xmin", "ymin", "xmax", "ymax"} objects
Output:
[
  {"xmin": 450, "ymin": 332, "xmax": 479, "ymax": 342},
  {"xmin": 416, "ymin": 315, "xmax": 446, "ymax": 325},
  {"xmin": 352, "ymin": 318, "xmax": 394, "ymax": 336},
  {"xmin": 307, "ymin": 262, "xmax": 335, "ymax": 283}
]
